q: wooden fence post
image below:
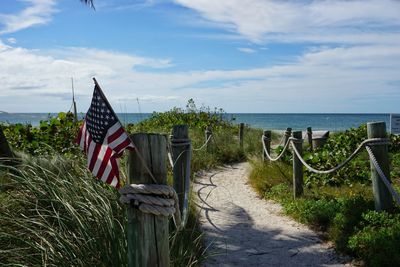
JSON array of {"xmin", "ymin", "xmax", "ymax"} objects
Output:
[
  {"xmin": 367, "ymin": 122, "xmax": 393, "ymax": 211},
  {"xmin": 262, "ymin": 130, "xmax": 271, "ymax": 162},
  {"xmin": 307, "ymin": 127, "xmax": 313, "ymax": 151},
  {"xmin": 312, "ymin": 131, "xmax": 330, "ymax": 149},
  {"xmin": 292, "ymin": 131, "xmax": 303, "ymax": 198},
  {"xmin": 126, "ymin": 133, "xmax": 170, "ymax": 267},
  {"xmin": 239, "ymin": 123, "xmax": 244, "ymax": 149},
  {"xmin": 171, "ymin": 125, "xmax": 190, "ymax": 221},
  {"xmin": 205, "ymin": 126, "xmax": 212, "ymax": 152},
  {"xmin": 284, "ymin": 127, "xmax": 292, "ymax": 145}
]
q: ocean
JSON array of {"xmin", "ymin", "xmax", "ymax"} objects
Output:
[{"xmin": 0, "ymin": 112, "xmax": 390, "ymax": 132}]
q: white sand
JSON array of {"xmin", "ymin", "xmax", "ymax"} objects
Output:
[{"xmin": 193, "ymin": 162, "xmax": 353, "ymax": 267}]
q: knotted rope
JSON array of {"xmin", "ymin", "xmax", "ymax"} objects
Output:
[{"xmin": 119, "ymin": 184, "xmax": 182, "ymax": 228}]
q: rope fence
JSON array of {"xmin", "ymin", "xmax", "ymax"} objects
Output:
[
  {"xmin": 290, "ymin": 137, "xmax": 389, "ymax": 174},
  {"xmin": 261, "ymin": 122, "xmax": 399, "ymax": 210},
  {"xmin": 366, "ymin": 146, "xmax": 400, "ymax": 206}
]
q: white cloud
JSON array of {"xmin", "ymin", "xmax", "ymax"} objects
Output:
[
  {"xmin": 173, "ymin": 0, "xmax": 400, "ymax": 45},
  {"xmin": 0, "ymin": 0, "xmax": 57, "ymax": 34},
  {"xmin": 237, "ymin": 47, "xmax": 256, "ymax": 54},
  {"xmin": 7, "ymin": 37, "xmax": 17, "ymax": 44},
  {"xmin": 0, "ymin": 40, "xmax": 399, "ymax": 112}
]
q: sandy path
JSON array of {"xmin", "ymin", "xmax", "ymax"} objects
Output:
[{"xmin": 193, "ymin": 162, "xmax": 352, "ymax": 267}]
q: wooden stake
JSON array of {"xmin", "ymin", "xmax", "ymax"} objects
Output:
[
  {"xmin": 292, "ymin": 131, "xmax": 303, "ymax": 198},
  {"xmin": 171, "ymin": 125, "xmax": 190, "ymax": 222},
  {"xmin": 262, "ymin": 130, "xmax": 271, "ymax": 162},
  {"xmin": 284, "ymin": 127, "xmax": 292, "ymax": 146},
  {"xmin": 307, "ymin": 127, "xmax": 313, "ymax": 151},
  {"xmin": 367, "ymin": 122, "xmax": 393, "ymax": 211},
  {"xmin": 239, "ymin": 123, "xmax": 244, "ymax": 149},
  {"xmin": 205, "ymin": 126, "xmax": 212, "ymax": 152},
  {"xmin": 126, "ymin": 133, "xmax": 169, "ymax": 267}
]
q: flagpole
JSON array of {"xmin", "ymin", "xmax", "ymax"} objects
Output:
[{"xmin": 92, "ymin": 77, "xmax": 158, "ymax": 184}]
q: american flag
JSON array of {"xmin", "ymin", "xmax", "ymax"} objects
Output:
[{"xmin": 77, "ymin": 83, "xmax": 134, "ymax": 188}]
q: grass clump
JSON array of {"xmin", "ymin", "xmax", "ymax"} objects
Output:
[
  {"xmin": 0, "ymin": 155, "xmax": 127, "ymax": 266},
  {"xmin": 0, "ymin": 154, "xmax": 206, "ymax": 266},
  {"xmin": 248, "ymin": 159, "xmax": 291, "ymax": 196}
]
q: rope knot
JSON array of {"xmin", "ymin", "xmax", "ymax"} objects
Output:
[{"xmin": 119, "ymin": 184, "xmax": 182, "ymax": 227}]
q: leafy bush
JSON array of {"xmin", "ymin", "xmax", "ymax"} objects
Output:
[
  {"xmin": 329, "ymin": 196, "xmax": 374, "ymax": 253},
  {"xmin": 283, "ymin": 197, "xmax": 340, "ymax": 230},
  {"xmin": 304, "ymin": 125, "xmax": 370, "ymax": 186},
  {"xmin": 389, "ymin": 134, "xmax": 400, "ymax": 153},
  {"xmin": 3, "ymin": 112, "xmax": 80, "ymax": 156},
  {"xmin": 131, "ymin": 99, "xmax": 232, "ymax": 132},
  {"xmin": 348, "ymin": 211, "xmax": 400, "ymax": 267}
]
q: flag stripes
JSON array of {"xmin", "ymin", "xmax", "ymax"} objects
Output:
[{"xmin": 77, "ymin": 83, "xmax": 135, "ymax": 188}]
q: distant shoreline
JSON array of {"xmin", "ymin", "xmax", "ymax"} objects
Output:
[{"xmin": 0, "ymin": 112, "xmax": 391, "ymax": 131}]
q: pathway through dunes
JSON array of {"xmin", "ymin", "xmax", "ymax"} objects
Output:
[{"xmin": 193, "ymin": 162, "xmax": 352, "ymax": 267}]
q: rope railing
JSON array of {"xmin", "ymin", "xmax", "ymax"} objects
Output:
[
  {"xmin": 192, "ymin": 134, "xmax": 212, "ymax": 151},
  {"xmin": 270, "ymin": 133, "xmax": 285, "ymax": 149},
  {"xmin": 290, "ymin": 137, "xmax": 390, "ymax": 174},
  {"xmin": 366, "ymin": 146, "xmax": 400, "ymax": 205},
  {"xmin": 262, "ymin": 135, "xmax": 291, "ymax": 161},
  {"xmin": 167, "ymin": 134, "xmax": 212, "ymax": 169},
  {"xmin": 262, "ymin": 127, "xmax": 400, "ymax": 208}
]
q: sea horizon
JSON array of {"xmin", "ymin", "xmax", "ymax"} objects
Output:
[{"xmin": 0, "ymin": 112, "xmax": 392, "ymax": 132}]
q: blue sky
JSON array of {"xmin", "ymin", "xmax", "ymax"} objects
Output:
[{"xmin": 0, "ymin": 0, "xmax": 399, "ymax": 113}]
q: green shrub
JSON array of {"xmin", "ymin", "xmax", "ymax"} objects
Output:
[
  {"xmin": 131, "ymin": 99, "xmax": 232, "ymax": 132},
  {"xmin": 282, "ymin": 197, "xmax": 340, "ymax": 230},
  {"xmin": 304, "ymin": 125, "xmax": 371, "ymax": 186},
  {"xmin": 348, "ymin": 211, "xmax": 400, "ymax": 267},
  {"xmin": 329, "ymin": 196, "xmax": 374, "ymax": 253},
  {"xmin": 3, "ymin": 112, "xmax": 80, "ymax": 156}
]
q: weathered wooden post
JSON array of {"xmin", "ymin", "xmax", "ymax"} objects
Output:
[
  {"xmin": 171, "ymin": 125, "xmax": 190, "ymax": 222},
  {"xmin": 126, "ymin": 133, "xmax": 170, "ymax": 267},
  {"xmin": 312, "ymin": 131, "xmax": 330, "ymax": 149},
  {"xmin": 292, "ymin": 131, "xmax": 304, "ymax": 198},
  {"xmin": 367, "ymin": 122, "xmax": 393, "ymax": 211},
  {"xmin": 0, "ymin": 126, "xmax": 14, "ymax": 166},
  {"xmin": 284, "ymin": 127, "xmax": 292, "ymax": 145},
  {"xmin": 262, "ymin": 130, "xmax": 271, "ymax": 161},
  {"xmin": 239, "ymin": 123, "xmax": 244, "ymax": 149},
  {"xmin": 205, "ymin": 126, "xmax": 212, "ymax": 152},
  {"xmin": 307, "ymin": 127, "xmax": 313, "ymax": 151}
]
